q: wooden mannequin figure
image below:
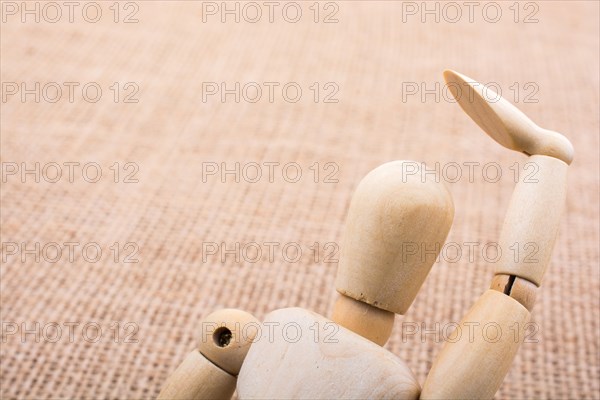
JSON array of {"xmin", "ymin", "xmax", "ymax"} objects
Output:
[
  {"xmin": 158, "ymin": 70, "xmax": 572, "ymax": 400},
  {"xmin": 160, "ymin": 161, "xmax": 455, "ymax": 400}
]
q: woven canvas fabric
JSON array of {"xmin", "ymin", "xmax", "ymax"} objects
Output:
[{"xmin": 1, "ymin": 1, "xmax": 598, "ymax": 399}]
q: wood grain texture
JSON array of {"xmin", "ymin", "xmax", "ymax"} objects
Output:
[
  {"xmin": 443, "ymin": 70, "xmax": 574, "ymax": 164},
  {"xmin": 157, "ymin": 350, "xmax": 236, "ymax": 400},
  {"xmin": 197, "ymin": 309, "xmax": 260, "ymax": 376},
  {"xmin": 335, "ymin": 161, "xmax": 454, "ymax": 315},
  {"xmin": 490, "ymin": 273, "xmax": 538, "ymax": 311},
  {"xmin": 237, "ymin": 307, "xmax": 420, "ymax": 399},
  {"xmin": 421, "ymin": 290, "xmax": 531, "ymax": 400},
  {"xmin": 330, "ymin": 293, "xmax": 395, "ymax": 346},
  {"xmin": 158, "ymin": 309, "xmax": 258, "ymax": 399},
  {"xmin": 494, "ymin": 155, "xmax": 568, "ymax": 285}
]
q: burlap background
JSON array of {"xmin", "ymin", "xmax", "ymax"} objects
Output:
[{"xmin": 1, "ymin": 1, "xmax": 598, "ymax": 399}]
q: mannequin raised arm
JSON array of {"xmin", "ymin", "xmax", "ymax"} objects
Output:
[{"xmin": 421, "ymin": 70, "xmax": 574, "ymax": 399}]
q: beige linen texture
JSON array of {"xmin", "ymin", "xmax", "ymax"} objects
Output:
[{"xmin": 1, "ymin": 1, "xmax": 598, "ymax": 399}]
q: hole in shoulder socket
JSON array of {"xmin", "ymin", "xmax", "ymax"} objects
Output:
[{"xmin": 213, "ymin": 327, "xmax": 232, "ymax": 348}]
